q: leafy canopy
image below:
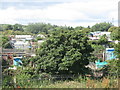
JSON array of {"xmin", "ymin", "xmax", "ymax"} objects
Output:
[
  {"xmin": 110, "ymin": 27, "xmax": 120, "ymax": 40},
  {"xmin": 35, "ymin": 29, "xmax": 93, "ymax": 75},
  {"xmin": 91, "ymin": 22, "xmax": 112, "ymax": 31}
]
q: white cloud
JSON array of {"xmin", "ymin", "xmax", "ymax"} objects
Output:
[
  {"xmin": 0, "ymin": 0, "xmax": 119, "ymax": 27},
  {"xmin": 1, "ymin": 0, "xmax": 84, "ymax": 2}
]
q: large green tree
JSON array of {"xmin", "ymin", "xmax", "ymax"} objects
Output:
[{"xmin": 35, "ymin": 30, "xmax": 93, "ymax": 75}]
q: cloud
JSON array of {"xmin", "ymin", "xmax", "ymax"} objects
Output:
[
  {"xmin": 1, "ymin": 0, "xmax": 83, "ymax": 2},
  {"xmin": 0, "ymin": 0, "xmax": 119, "ymax": 27}
]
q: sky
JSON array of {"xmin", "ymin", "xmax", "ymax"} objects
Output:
[{"xmin": 0, "ymin": 0, "xmax": 119, "ymax": 27}]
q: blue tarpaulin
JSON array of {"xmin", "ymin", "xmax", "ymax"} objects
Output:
[
  {"xmin": 13, "ymin": 58, "xmax": 22, "ymax": 66},
  {"xmin": 95, "ymin": 60, "xmax": 108, "ymax": 68}
]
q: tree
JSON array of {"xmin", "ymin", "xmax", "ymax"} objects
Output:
[
  {"xmin": 4, "ymin": 24, "xmax": 13, "ymax": 30},
  {"xmin": 115, "ymin": 43, "xmax": 120, "ymax": 59},
  {"xmin": 2, "ymin": 59, "xmax": 10, "ymax": 71},
  {"xmin": 107, "ymin": 59, "xmax": 120, "ymax": 76},
  {"xmin": 25, "ymin": 23, "xmax": 53, "ymax": 34},
  {"xmin": 108, "ymin": 27, "xmax": 120, "ymax": 77},
  {"xmin": 108, "ymin": 26, "xmax": 118, "ymax": 32},
  {"xmin": 91, "ymin": 22, "xmax": 112, "ymax": 31},
  {"xmin": 114, "ymin": 30, "xmax": 120, "ymax": 69},
  {"xmin": 87, "ymin": 26, "xmax": 91, "ymax": 29},
  {"xmin": 2, "ymin": 30, "xmax": 13, "ymax": 35},
  {"xmin": 75, "ymin": 26, "xmax": 84, "ymax": 30},
  {"xmin": 81, "ymin": 28, "xmax": 92, "ymax": 34},
  {"xmin": 108, "ymin": 41, "xmax": 120, "ymax": 76},
  {"xmin": 2, "ymin": 35, "xmax": 13, "ymax": 48},
  {"xmin": 0, "ymin": 25, "xmax": 3, "ymax": 31},
  {"xmin": 35, "ymin": 29, "xmax": 93, "ymax": 75},
  {"xmin": 13, "ymin": 24, "xmax": 24, "ymax": 31},
  {"xmin": 2, "ymin": 36, "xmax": 9, "ymax": 47},
  {"xmin": 110, "ymin": 27, "xmax": 120, "ymax": 40},
  {"xmin": 97, "ymin": 35, "xmax": 108, "ymax": 45}
]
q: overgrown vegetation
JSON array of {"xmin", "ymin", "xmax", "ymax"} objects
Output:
[{"xmin": 1, "ymin": 22, "xmax": 119, "ymax": 88}]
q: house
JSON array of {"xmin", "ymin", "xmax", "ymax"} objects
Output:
[
  {"xmin": 10, "ymin": 35, "xmax": 33, "ymax": 50},
  {"xmin": 13, "ymin": 41, "xmax": 30, "ymax": 50},
  {"xmin": 37, "ymin": 34, "xmax": 46, "ymax": 38},
  {"xmin": 88, "ymin": 31, "xmax": 111, "ymax": 41},
  {"xmin": 15, "ymin": 35, "xmax": 33, "ymax": 40},
  {"xmin": 38, "ymin": 40, "xmax": 45, "ymax": 44}
]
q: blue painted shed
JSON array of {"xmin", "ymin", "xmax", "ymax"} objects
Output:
[{"xmin": 106, "ymin": 48, "xmax": 116, "ymax": 60}]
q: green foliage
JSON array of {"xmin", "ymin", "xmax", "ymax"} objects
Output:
[
  {"xmin": 88, "ymin": 38, "xmax": 106, "ymax": 61},
  {"xmin": 2, "ymin": 35, "xmax": 13, "ymax": 48},
  {"xmin": 2, "ymin": 30, "xmax": 13, "ymax": 35},
  {"xmin": 36, "ymin": 36, "xmax": 44, "ymax": 40},
  {"xmin": 25, "ymin": 23, "xmax": 53, "ymax": 34},
  {"xmin": 2, "ymin": 59, "xmax": 10, "ymax": 71},
  {"xmin": 2, "ymin": 75, "xmax": 14, "ymax": 88},
  {"xmin": 107, "ymin": 60, "xmax": 119, "ymax": 74},
  {"xmin": 89, "ymin": 39, "xmax": 105, "ymax": 51},
  {"xmin": 0, "ymin": 24, "xmax": 25, "ymax": 32},
  {"xmin": 115, "ymin": 43, "xmax": 120, "ymax": 58},
  {"xmin": 2, "ymin": 35, "xmax": 9, "ymax": 45},
  {"xmin": 91, "ymin": 22, "xmax": 112, "ymax": 31},
  {"xmin": 111, "ymin": 27, "xmax": 120, "ymax": 77},
  {"xmin": 97, "ymin": 35, "xmax": 108, "ymax": 45},
  {"xmin": 81, "ymin": 28, "xmax": 92, "ymax": 34},
  {"xmin": 32, "ymin": 39, "xmax": 38, "ymax": 42},
  {"xmin": 110, "ymin": 27, "xmax": 120, "ymax": 40},
  {"xmin": 25, "ymin": 23, "xmax": 75, "ymax": 34},
  {"xmin": 13, "ymin": 24, "xmax": 23, "ymax": 31},
  {"xmin": 74, "ymin": 26, "xmax": 84, "ymax": 30},
  {"xmin": 35, "ymin": 29, "xmax": 93, "ymax": 75},
  {"xmin": 91, "ymin": 44, "xmax": 105, "ymax": 51},
  {"xmin": 108, "ymin": 26, "xmax": 118, "ymax": 32},
  {"xmin": 12, "ymin": 31, "xmax": 33, "ymax": 35},
  {"xmin": 16, "ymin": 73, "xmax": 32, "ymax": 87},
  {"xmin": 2, "ymin": 67, "xmax": 52, "ymax": 88},
  {"xmin": 4, "ymin": 24, "xmax": 13, "ymax": 30},
  {"xmin": 0, "ymin": 25, "xmax": 3, "ymax": 31},
  {"xmin": 2, "ymin": 30, "xmax": 33, "ymax": 35}
]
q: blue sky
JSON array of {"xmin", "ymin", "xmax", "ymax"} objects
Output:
[{"xmin": 0, "ymin": 0, "xmax": 119, "ymax": 27}]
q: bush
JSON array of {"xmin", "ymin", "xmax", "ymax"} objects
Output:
[{"xmin": 106, "ymin": 60, "xmax": 119, "ymax": 76}]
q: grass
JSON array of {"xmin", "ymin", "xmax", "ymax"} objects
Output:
[
  {"xmin": 2, "ymin": 75, "xmax": 119, "ymax": 88},
  {"xmin": 41, "ymin": 81, "xmax": 86, "ymax": 88},
  {"xmin": 40, "ymin": 78, "xmax": 118, "ymax": 88}
]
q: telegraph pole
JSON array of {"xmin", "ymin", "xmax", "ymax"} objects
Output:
[{"xmin": 112, "ymin": 18, "xmax": 114, "ymax": 26}]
